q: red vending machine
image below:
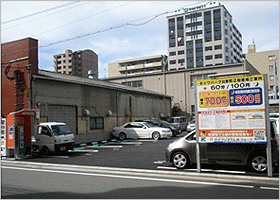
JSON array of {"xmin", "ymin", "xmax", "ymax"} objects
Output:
[{"xmin": 6, "ymin": 109, "xmax": 37, "ymax": 159}]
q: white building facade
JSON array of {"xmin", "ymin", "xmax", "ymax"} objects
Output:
[{"xmin": 167, "ymin": 1, "xmax": 243, "ymax": 70}]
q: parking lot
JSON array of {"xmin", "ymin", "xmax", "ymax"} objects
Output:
[{"xmin": 17, "ymin": 131, "xmax": 278, "ymax": 178}]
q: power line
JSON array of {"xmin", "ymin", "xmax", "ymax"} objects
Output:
[
  {"xmin": 2, "ymin": 1, "xmax": 206, "ymax": 58},
  {"xmin": 1, "ymin": 1, "xmax": 81, "ymax": 25},
  {"xmin": 2, "ymin": 1, "xmax": 91, "ymax": 31},
  {"xmin": 34, "ymin": 1, "xmax": 134, "ymax": 37}
]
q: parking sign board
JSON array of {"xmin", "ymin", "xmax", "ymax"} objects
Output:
[{"xmin": 196, "ymin": 74, "xmax": 267, "ymax": 144}]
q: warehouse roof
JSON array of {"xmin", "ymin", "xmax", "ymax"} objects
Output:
[{"xmin": 33, "ymin": 70, "xmax": 172, "ymax": 98}]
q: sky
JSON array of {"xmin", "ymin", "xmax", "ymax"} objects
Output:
[{"xmin": 1, "ymin": 1, "xmax": 279, "ymax": 79}]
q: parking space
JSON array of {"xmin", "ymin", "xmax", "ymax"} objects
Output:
[{"xmin": 20, "ymin": 132, "xmax": 279, "ymax": 178}]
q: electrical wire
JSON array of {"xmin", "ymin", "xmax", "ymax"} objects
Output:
[
  {"xmin": 2, "ymin": 1, "xmax": 207, "ymax": 58},
  {"xmin": 1, "ymin": 1, "xmax": 81, "ymax": 25},
  {"xmin": 34, "ymin": 1, "xmax": 134, "ymax": 37},
  {"xmin": 2, "ymin": 1, "xmax": 91, "ymax": 31}
]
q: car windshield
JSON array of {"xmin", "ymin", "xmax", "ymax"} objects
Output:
[
  {"xmin": 51, "ymin": 125, "xmax": 72, "ymax": 136},
  {"xmin": 143, "ymin": 122, "xmax": 156, "ymax": 128},
  {"xmin": 171, "ymin": 118, "xmax": 180, "ymax": 123},
  {"xmin": 189, "ymin": 120, "xmax": 195, "ymax": 124}
]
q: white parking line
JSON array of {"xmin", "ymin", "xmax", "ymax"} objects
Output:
[
  {"xmin": 154, "ymin": 161, "xmax": 166, "ymax": 164},
  {"xmin": 157, "ymin": 166, "xmax": 246, "ymax": 174},
  {"xmin": 260, "ymin": 187, "xmax": 279, "ymax": 191},
  {"xmin": 41, "ymin": 155, "xmax": 69, "ymax": 159},
  {"xmin": 69, "ymin": 149, "xmax": 99, "ymax": 153},
  {"xmin": 86, "ymin": 145, "xmax": 123, "ymax": 149}
]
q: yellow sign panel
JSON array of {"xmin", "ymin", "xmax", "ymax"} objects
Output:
[
  {"xmin": 199, "ymin": 90, "xmax": 229, "ymax": 108},
  {"xmin": 196, "ymin": 74, "xmax": 264, "ymax": 86}
]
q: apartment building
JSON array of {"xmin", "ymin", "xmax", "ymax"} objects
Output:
[
  {"xmin": 167, "ymin": 1, "xmax": 243, "ymax": 70},
  {"xmin": 108, "ymin": 55, "xmax": 167, "ymax": 78},
  {"xmin": 53, "ymin": 49, "xmax": 98, "ymax": 79},
  {"xmin": 245, "ymin": 49, "xmax": 279, "ymax": 99}
]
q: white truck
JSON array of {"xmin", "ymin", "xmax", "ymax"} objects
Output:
[{"xmin": 32, "ymin": 122, "xmax": 75, "ymax": 154}]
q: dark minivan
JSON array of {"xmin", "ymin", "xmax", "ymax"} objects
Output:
[{"xmin": 166, "ymin": 119, "xmax": 279, "ymax": 173}]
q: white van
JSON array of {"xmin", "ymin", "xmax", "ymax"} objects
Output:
[
  {"xmin": 32, "ymin": 122, "xmax": 75, "ymax": 154},
  {"xmin": 170, "ymin": 116, "xmax": 187, "ymax": 132}
]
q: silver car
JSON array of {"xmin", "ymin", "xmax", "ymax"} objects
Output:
[
  {"xmin": 113, "ymin": 122, "xmax": 172, "ymax": 141},
  {"xmin": 166, "ymin": 119, "xmax": 279, "ymax": 173}
]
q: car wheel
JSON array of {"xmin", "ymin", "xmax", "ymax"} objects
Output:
[
  {"xmin": 119, "ymin": 132, "xmax": 127, "ymax": 141},
  {"xmin": 249, "ymin": 154, "xmax": 267, "ymax": 173},
  {"xmin": 41, "ymin": 146, "xmax": 50, "ymax": 155},
  {"xmin": 152, "ymin": 131, "xmax": 160, "ymax": 140},
  {"xmin": 172, "ymin": 152, "xmax": 188, "ymax": 169}
]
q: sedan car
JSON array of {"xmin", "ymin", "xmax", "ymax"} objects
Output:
[
  {"xmin": 138, "ymin": 119, "xmax": 179, "ymax": 137},
  {"xmin": 187, "ymin": 119, "xmax": 196, "ymax": 132},
  {"xmin": 166, "ymin": 119, "xmax": 279, "ymax": 173},
  {"xmin": 113, "ymin": 122, "xmax": 172, "ymax": 140}
]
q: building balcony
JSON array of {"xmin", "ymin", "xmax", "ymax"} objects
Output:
[
  {"xmin": 214, "ymin": 31, "xmax": 221, "ymax": 36},
  {"xmin": 169, "ymin": 38, "xmax": 176, "ymax": 43},
  {"xmin": 185, "ymin": 18, "xmax": 191, "ymax": 24},
  {"xmin": 196, "ymin": 43, "xmax": 203, "ymax": 48},
  {"xmin": 187, "ymin": 53, "xmax": 194, "ymax": 58},
  {"xmin": 214, "ymin": 13, "xmax": 221, "ymax": 18},
  {"xmin": 196, "ymin": 60, "xmax": 204, "ymax": 67},
  {"xmin": 204, "ymin": 24, "xmax": 211, "ymax": 29},
  {"xmin": 186, "ymin": 44, "xmax": 193, "ymax": 49},
  {"xmin": 204, "ymin": 15, "xmax": 211, "ymax": 20},
  {"xmin": 169, "ymin": 22, "xmax": 175, "ymax": 27},
  {"xmin": 196, "ymin": 16, "xmax": 202, "ymax": 21},
  {"xmin": 187, "ymin": 62, "xmax": 194, "ymax": 68},
  {"xmin": 205, "ymin": 33, "xmax": 212, "ymax": 38},
  {"xmin": 177, "ymin": 21, "xmax": 184, "ymax": 26},
  {"xmin": 214, "ymin": 22, "xmax": 221, "ymax": 28},
  {"xmin": 177, "ymin": 29, "xmax": 184, "ymax": 35},
  {"xmin": 119, "ymin": 61, "xmax": 162, "ymax": 72},
  {"xmin": 196, "ymin": 52, "xmax": 203, "ymax": 57}
]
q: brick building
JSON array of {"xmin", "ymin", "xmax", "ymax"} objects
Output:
[{"xmin": 1, "ymin": 37, "xmax": 38, "ymax": 117}]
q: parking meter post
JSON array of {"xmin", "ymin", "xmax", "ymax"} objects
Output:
[
  {"xmin": 264, "ymin": 74, "xmax": 273, "ymax": 177},
  {"xmin": 194, "ymin": 81, "xmax": 201, "ymax": 173}
]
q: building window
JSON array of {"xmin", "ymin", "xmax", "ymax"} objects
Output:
[
  {"xmin": 268, "ymin": 55, "xmax": 276, "ymax": 61},
  {"xmin": 178, "ymin": 50, "xmax": 185, "ymax": 55},
  {"xmin": 190, "ymin": 74, "xmax": 214, "ymax": 87},
  {"xmin": 169, "ymin": 52, "xmax": 176, "ymax": 56},
  {"xmin": 205, "ymin": 55, "xmax": 213, "ymax": 60},
  {"xmin": 170, "ymin": 60, "xmax": 176, "ymax": 65},
  {"xmin": 269, "ymin": 65, "xmax": 274, "ymax": 71},
  {"xmin": 269, "ymin": 75, "xmax": 274, "ymax": 81},
  {"xmin": 214, "ymin": 45, "xmax": 222, "ymax": 50},
  {"xmin": 90, "ymin": 117, "xmax": 104, "ymax": 130},
  {"xmin": 205, "ymin": 46, "xmax": 212, "ymax": 51},
  {"xmin": 191, "ymin": 105, "xmax": 195, "ymax": 117},
  {"xmin": 122, "ymin": 80, "xmax": 143, "ymax": 88},
  {"xmin": 215, "ymin": 54, "xmax": 222, "ymax": 59}
]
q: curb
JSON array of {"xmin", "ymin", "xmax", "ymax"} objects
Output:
[{"xmin": 1, "ymin": 160, "xmax": 279, "ymax": 185}]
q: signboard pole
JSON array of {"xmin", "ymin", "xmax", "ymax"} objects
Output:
[
  {"xmin": 264, "ymin": 74, "xmax": 273, "ymax": 177},
  {"xmin": 194, "ymin": 81, "xmax": 201, "ymax": 172}
]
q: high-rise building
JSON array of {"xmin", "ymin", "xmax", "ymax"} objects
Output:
[
  {"xmin": 167, "ymin": 1, "xmax": 243, "ymax": 70},
  {"xmin": 53, "ymin": 49, "xmax": 98, "ymax": 79}
]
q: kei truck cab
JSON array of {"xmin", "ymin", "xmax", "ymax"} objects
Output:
[{"xmin": 32, "ymin": 122, "xmax": 75, "ymax": 154}]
